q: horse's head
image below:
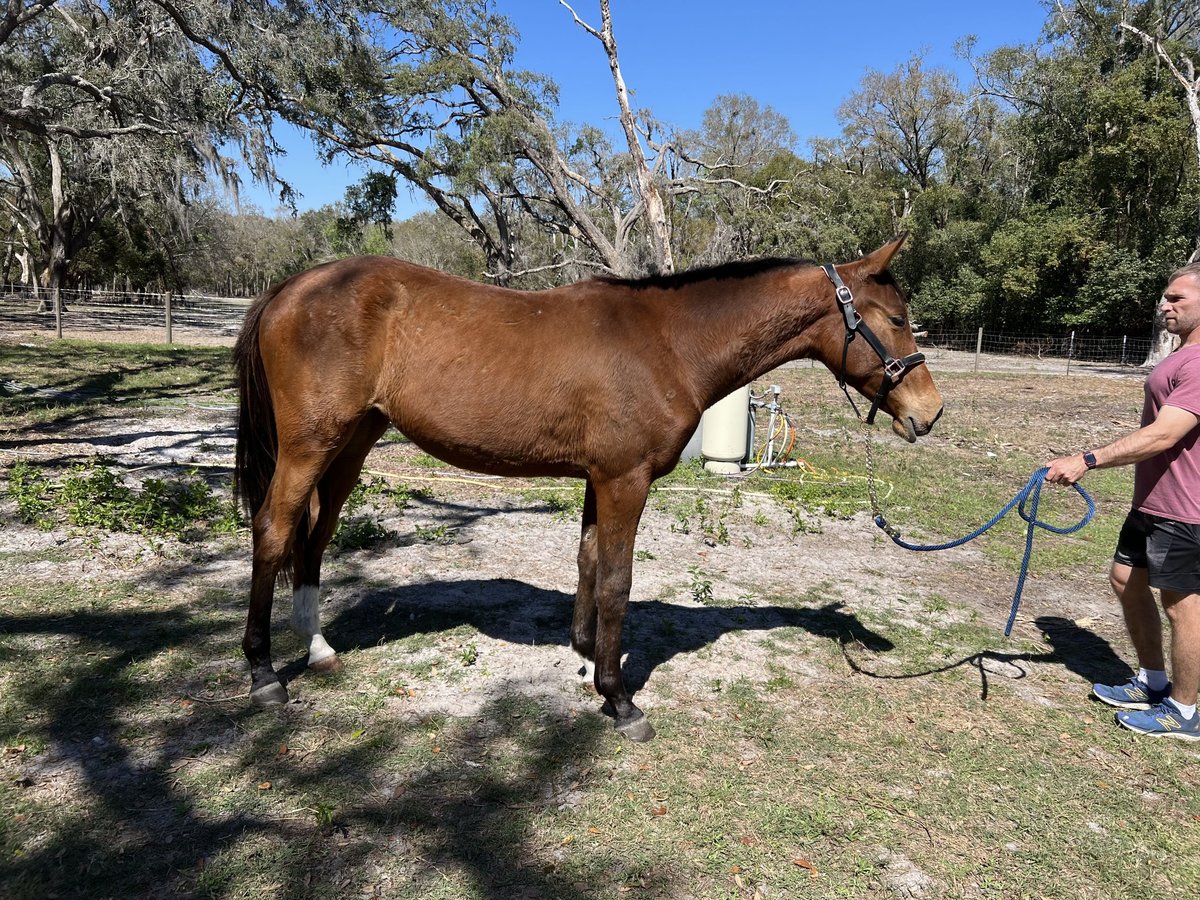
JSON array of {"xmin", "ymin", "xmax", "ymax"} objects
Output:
[{"xmin": 822, "ymin": 235, "xmax": 943, "ymax": 442}]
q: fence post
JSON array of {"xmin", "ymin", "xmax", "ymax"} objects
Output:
[
  {"xmin": 164, "ymin": 291, "xmax": 173, "ymax": 345},
  {"xmin": 1067, "ymin": 330, "xmax": 1075, "ymax": 374},
  {"xmin": 974, "ymin": 327, "xmax": 983, "ymax": 373},
  {"xmin": 1121, "ymin": 334, "xmax": 1127, "ymax": 366}
]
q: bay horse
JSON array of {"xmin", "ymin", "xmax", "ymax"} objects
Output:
[{"xmin": 233, "ymin": 235, "xmax": 943, "ymax": 741}]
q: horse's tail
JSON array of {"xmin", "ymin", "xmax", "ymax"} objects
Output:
[{"xmin": 233, "ymin": 283, "xmax": 285, "ymax": 524}]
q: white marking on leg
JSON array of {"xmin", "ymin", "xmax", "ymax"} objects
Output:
[{"xmin": 291, "ymin": 584, "xmax": 336, "ymax": 665}]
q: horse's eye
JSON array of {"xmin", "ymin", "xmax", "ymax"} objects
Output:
[{"xmin": 889, "ymin": 315, "xmax": 906, "ymax": 328}]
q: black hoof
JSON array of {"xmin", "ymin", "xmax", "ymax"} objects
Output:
[
  {"xmin": 250, "ymin": 680, "xmax": 289, "ymax": 706},
  {"xmin": 615, "ymin": 713, "xmax": 656, "ymax": 743},
  {"xmin": 600, "ymin": 699, "xmax": 616, "ymax": 718}
]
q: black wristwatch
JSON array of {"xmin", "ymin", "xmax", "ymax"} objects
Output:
[{"xmin": 1083, "ymin": 451, "xmax": 1098, "ymax": 469}]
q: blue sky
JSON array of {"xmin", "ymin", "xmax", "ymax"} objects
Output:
[{"xmin": 240, "ymin": 0, "xmax": 1050, "ymax": 216}]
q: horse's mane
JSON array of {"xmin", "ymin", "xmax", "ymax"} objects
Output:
[{"xmin": 593, "ymin": 257, "xmax": 813, "ymax": 291}]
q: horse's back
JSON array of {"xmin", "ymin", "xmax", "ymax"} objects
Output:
[{"xmin": 251, "ymin": 257, "xmax": 685, "ymax": 476}]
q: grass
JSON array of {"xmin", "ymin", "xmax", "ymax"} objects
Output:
[
  {"xmin": 6, "ymin": 458, "xmax": 240, "ymax": 538},
  {"xmin": 3, "ymin": 572, "xmax": 1196, "ymax": 898},
  {"xmin": 0, "ymin": 338, "xmax": 235, "ymax": 426},
  {"xmin": 1, "ymin": 340, "xmax": 1196, "ymax": 898}
]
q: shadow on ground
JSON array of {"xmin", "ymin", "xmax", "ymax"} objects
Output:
[
  {"xmin": 327, "ymin": 577, "xmax": 894, "ymax": 695},
  {"xmin": 841, "ymin": 612, "xmax": 1132, "ymax": 701},
  {"xmin": 0, "ymin": 600, "xmax": 619, "ymax": 898}
]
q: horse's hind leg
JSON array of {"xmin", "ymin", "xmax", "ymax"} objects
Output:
[
  {"xmin": 244, "ymin": 450, "xmax": 330, "ymax": 705},
  {"xmin": 571, "ymin": 481, "xmax": 599, "ymax": 663},
  {"xmin": 290, "ymin": 410, "xmax": 390, "ymax": 675},
  {"xmin": 591, "ymin": 470, "xmax": 655, "ymax": 742}
]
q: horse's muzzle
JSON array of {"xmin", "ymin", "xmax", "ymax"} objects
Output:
[{"xmin": 892, "ymin": 406, "xmax": 943, "ymax": 443}]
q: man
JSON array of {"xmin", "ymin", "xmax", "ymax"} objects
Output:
[{"xmin": 1046, "ymin": 262, "xmax": 1200, "ymax": 741}]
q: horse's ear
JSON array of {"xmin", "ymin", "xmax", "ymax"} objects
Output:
[{"xmin": 850, "ymin": 232, "xmax": 908, "ymax": 278}]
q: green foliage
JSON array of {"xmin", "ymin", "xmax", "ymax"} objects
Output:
[
  {"xmin": 687, "ymin": 565, "xmax": 715, "ymax": 606},
  {"xmin": 330, "ymin": 517, "xmax": 395, "ymax": 552},
  {"xmin": 6, "ymin": 462, "xmax": 55, "ymax": 528},
  {"xmin": 330, "ymin": 477, "xmax": 410, "ymax": 551},
  {"xmin": 6, "ymin": 0, "xmax": 1198, "ymax": 338},
  {"xmin": 6, "ymin": 459, "xmax": 234, "ymax": 538}
]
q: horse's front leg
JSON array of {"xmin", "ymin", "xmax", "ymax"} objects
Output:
[
  {"xmin": 592, "ymin": 471, "xmax": 655, "ymax": 742},
  {"xmin": 571, "ymin": 481, "xmax": 599, "ymax": 662}
]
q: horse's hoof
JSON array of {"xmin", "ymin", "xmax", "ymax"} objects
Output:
[
  {"xmin": 309, "ymin": 654, "xmax": 341, "ymax": 675},
  {"xmin": 600, "ymin": 699, "xmax": 616, "ymax": 719},
  {"xmin": 615, "ymin": 713, "xmax": 656, "ymax": 743},
  {"xmin": 250, "ymin": 681, "xmax": 289, "ymax": 706}
]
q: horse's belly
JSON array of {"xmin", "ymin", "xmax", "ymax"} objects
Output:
[{"xmin": 385, "ymin": 396, "xmax": 592, "ymax": 478}]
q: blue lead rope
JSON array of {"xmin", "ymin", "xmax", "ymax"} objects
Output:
[{"xmin": 874, "ymin": 468, "xmax": 1096, "ymax": 636}]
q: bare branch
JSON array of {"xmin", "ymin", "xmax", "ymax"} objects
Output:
[
  {"xmin": 481, "ymin": 257, "xmax": 605, "ymax": 280},
  {"xmin": 0, "ymin": 0, "xmax": 59, "ymax": 46},
  {"xmin": 555, "ymin": 1, "xmax": 602, "ymax": 41}
]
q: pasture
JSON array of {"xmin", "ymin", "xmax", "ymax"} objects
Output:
[{"xmin": 1, "ymin": 337, "xmax": 1197, "ymax": 899}]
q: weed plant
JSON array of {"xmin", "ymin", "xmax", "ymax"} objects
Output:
[{"xmin": 6, "ymin": 459, "xmax": 238, "ymax": 538}]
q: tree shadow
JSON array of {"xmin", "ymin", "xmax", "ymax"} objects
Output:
[
  {"xmin": 0, "ymin": 604, "xmax": 624, "ymax": 898},
  {"xmin": 0, "ymin": 341, "xmax": 234, "ymax": 429}
]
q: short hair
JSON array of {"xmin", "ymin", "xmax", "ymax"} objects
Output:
[{"xmin": 1168, "ymin": 261, "xmax": 1200, "ymax": 285}]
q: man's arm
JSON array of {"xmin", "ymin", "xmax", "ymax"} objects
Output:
[{"xmin": 1045, "ymin": 405, "xmax": 1200, "ymax": 485}]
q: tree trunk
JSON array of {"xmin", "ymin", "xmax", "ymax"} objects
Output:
[
  {"xmin": 1144, "ymin": 306, "xmax": 1180, "ymax": 367},
  {"xmin": 562, "ymin": 0, "xmax": 674, "ymax": 274}
]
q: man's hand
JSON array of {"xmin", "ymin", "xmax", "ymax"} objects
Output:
[{"xmin": 1046, "ymin": 453, "xmax": 1089, "ymax": 486}]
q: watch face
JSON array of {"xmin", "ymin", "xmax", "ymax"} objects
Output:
[{"xmin": 1084, "ymin": 452, "xmax": 1097, "ymax": 469}]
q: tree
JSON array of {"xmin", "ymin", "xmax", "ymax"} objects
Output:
[
  {"xmin": 827, "ymin": 53, "xmax": 1009, "ymax": 328},
  {"xmin": 0, "ymin": 0, "xmax": 301, "ymax": 328},
  {"xmin": 669, "ymin": 94, "xmax": 798, "ymax": 264},
  {"xmin": 838, "ymin": 53, "xmax": 966, "ymax": 196},
  {"xmin": 1116, "ymin": 2, "xmax": 1200, "ymax": 259},
  {"xmin": 971, "ymin": 0, "xmax": 1198, "ymax": 352},
  {"xmin": 261, "ymin": 0, "xmax": 790, "ymax": 282}
]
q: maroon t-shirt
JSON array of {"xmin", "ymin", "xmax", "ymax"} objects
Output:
[{"xmin": 1134, "ymin": 344, "xmax": 1200, "ymax": 523}]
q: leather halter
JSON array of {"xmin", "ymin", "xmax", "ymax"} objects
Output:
[{"xmin": 820, "ymin": 263, "xmax": 926, "ymax": 425}]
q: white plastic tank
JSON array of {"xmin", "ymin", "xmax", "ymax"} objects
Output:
[{"xmin": 700, "ymin": 385, "xmax": 751, "ymax": 474}]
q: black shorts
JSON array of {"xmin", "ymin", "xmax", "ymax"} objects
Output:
[{"xmin": 1113, "ymin": 509, "xmax": 1200, "ymax": 594}]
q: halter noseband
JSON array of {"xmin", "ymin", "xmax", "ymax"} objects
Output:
[{"xmin": 820, "ymin": 263, "xmax": 926, "ymax": 425}]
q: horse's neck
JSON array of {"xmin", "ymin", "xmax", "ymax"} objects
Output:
[{"xmin": 673, "ymin": 268, "xmax": 834, "ymax": 409}]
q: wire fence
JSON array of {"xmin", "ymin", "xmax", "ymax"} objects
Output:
[
  {"xmin": 0, "ymin": 283, "xmax": 1163, "ymax": 373},
  {"xmin": 0, "ymin": 284, "xmax": 252, "ymax": 346},
  {"xmin": 919, "ymin": 327, "xmax": 1156, "ymax": 372}
]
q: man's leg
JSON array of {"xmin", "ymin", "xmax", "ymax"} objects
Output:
[
  {"xmin": 1162, "ymin": 590, "xmax": 1200, "ymax": 707},
  {"xmin": 1110, "ymin": 561, "xmax": 1166, "ymax": 672},
  {"xmin": 1115, "ymin": 588, "xmax": 1200, "ymax": 739}
]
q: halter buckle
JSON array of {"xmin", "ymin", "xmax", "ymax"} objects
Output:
[{"xmin": 883, "ymin": 356, "xmax": 908, "ymax": 383}]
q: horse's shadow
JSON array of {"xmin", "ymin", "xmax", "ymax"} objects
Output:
[{"xmin": 322, "ymin": 577, "xmax": 894, "ymax": 692}]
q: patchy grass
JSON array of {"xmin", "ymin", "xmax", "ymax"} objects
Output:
[
  {"xmin": 2, "ymin": 574, "xmax": 1197, "ymax": 899},
  {"xmin": 0, "ymin": 338, "xmax": 235, "ymax": 426},
  {"xmin": 6, "ymin": 458, "xmax": 240, "ymax": 538}
]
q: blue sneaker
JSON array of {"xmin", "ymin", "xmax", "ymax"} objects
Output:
[
  {"xmin": 1091, "ymin": 677, "xmax": 1170, "ymax": 710},
  {"xmin": 1116, "ymin": 701, "xmax": 1200, "ymax": 741}
]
